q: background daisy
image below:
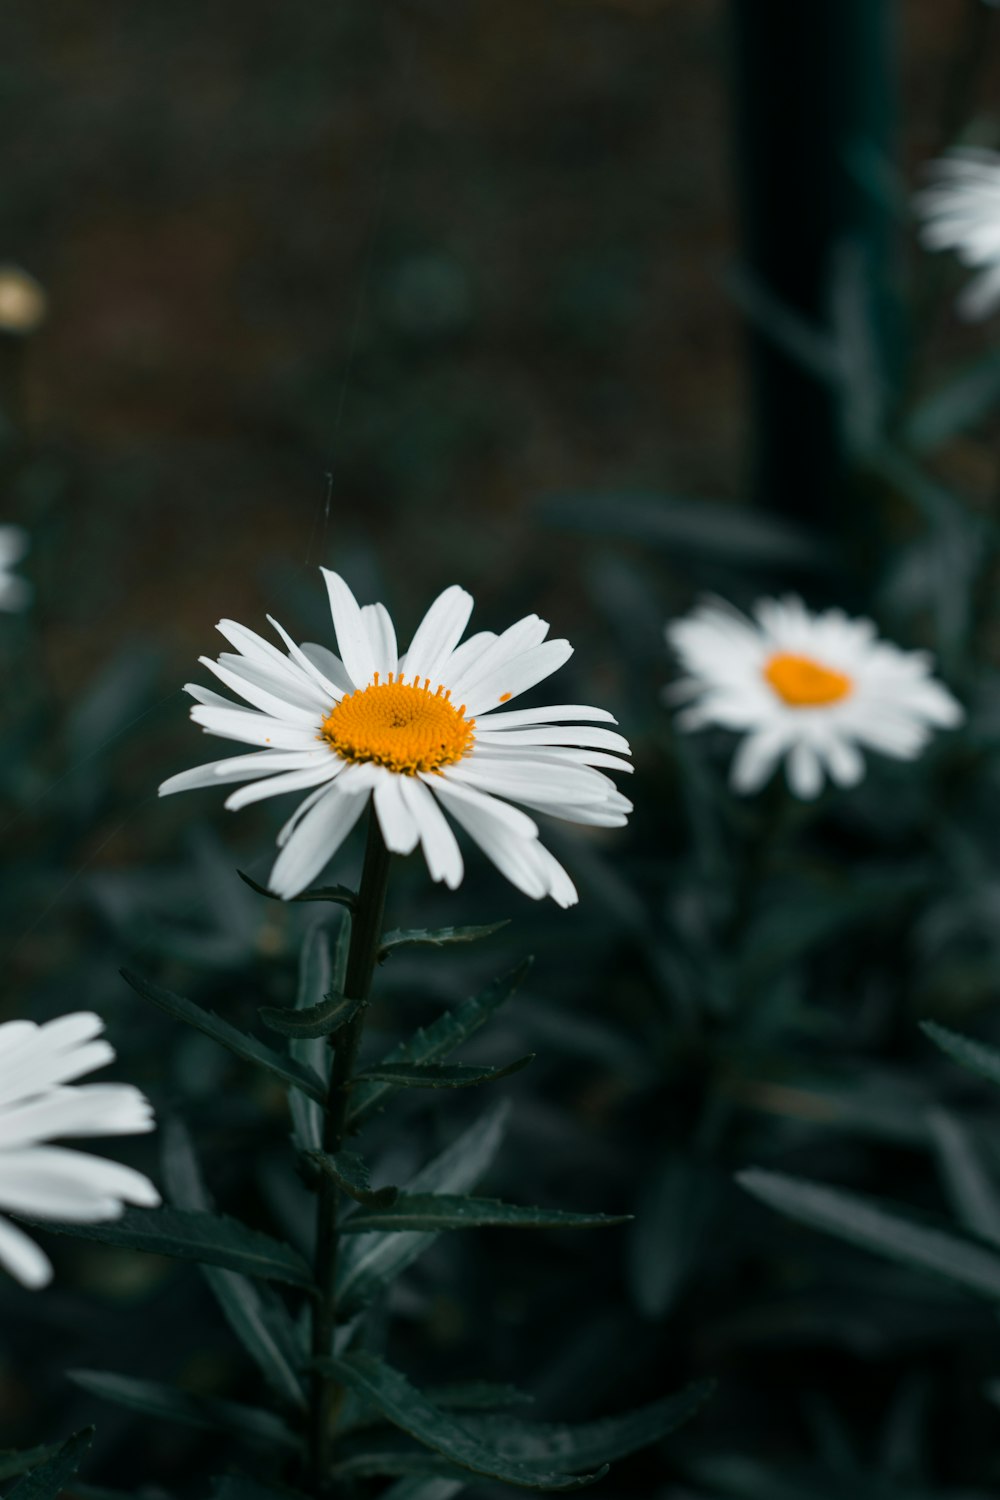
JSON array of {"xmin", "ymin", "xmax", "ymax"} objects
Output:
[
  {"xmin": 0, "ymin": 1012, "xmax": 159, "ymax": 1289},
  {"xmin": 915, "ymin": 147, "xmax": 1000, "ymax": 319},
  {"xmin": 0, "ymin": 525, "xmax": 30, "ymax": 612},
  {"xmin": 666, "ymin": 595, "xmax": 962, "ymax": 800},
  {"xmin": 161, "ymin": 569, "xmax": 632, "ymax": 905}
]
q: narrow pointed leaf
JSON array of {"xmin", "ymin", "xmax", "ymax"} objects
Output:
[
  {"xmin": 28, "ymin": 1206, "xmax": 313, "ymax": 1288},
  {"xmin": 922, "ymin": 1021, "xmax": 1000, "ymax": 1092},
  {"xmin": 260, "ymin": 990, "xmax": 364, "ymax": 1040},
  {"xmin": 289, "ymin": 923, "xmax": 337, "ymax": 1153},
  {"xmin": 929, "ymin": 1110, "xmax": 1000, "ymax": 1248},
  {"xmin": 382, "ymin": 1480, "xmax": 466, "ymax": 1500},
  {"xmin": 340, "ymin": 1195, "xmax": 629, "ymax": 1233},
  {"xmin": 337, "ymin": 1102, "xmax": 509, "ymax": 1313},
  {"xmin": 237, "ymin": 869, "xmax": 356, "ymax": 910},
  {"xmin": 379, "ymin": 923, "xmax": 509, "ymax": 959},
  {"xmin": 307, "ymin": 1149, "xmax": 399, "ymax": 1207},
  {"xmin": 164, "ymin": 1122, "xmax": 306, "ymax": 1410},
  {"xmin": 348, "ymin": 962, "xmax": 532, "ymax": 1129},
  {"xmin": 459, "ymin": 1381, "xmax": 715, "ymax": 1467},
  {"xmin": 739, "ymin": 1168, "xmax": 1000, "ymax": 1300},
  {"xmin": 70, "ymin": 1370, "xmax": 299, "ymax": 1452},
  {"xmin": 0, "ymin": 1445, "xmax": 64, "ymax": 1483},
  {"xmin": 6, "ymin": 1430, "xmax": 93, "ymax": 1500},
  {"xmin": 428, "ymin": 1384, "xmax": 534, "ymax": 1414},
  {"xmin": 120, "ymin": 969, "xmax": 325, "ymax": 1104},
  {"xmin": 354, "ymin": 1058, "xmax": 533, "ymax": 1091},
  {"xmin": 318, "ymin": 1353, "xmax": 607, "ymax": 1491}
]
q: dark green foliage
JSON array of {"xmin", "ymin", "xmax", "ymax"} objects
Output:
[
  {"xmin": 258, "ymin": 990, "xmax": 364, "ymax": 1040},
  {"xmin": 378, "ymin": 923, "xmax": 510, "ymax": 958},
  {"xmin": 4, "ymin": 1430, "xmax": 93, "ymax": 1499},
  {"xmin": 353, "ymin": 1057, "xmax": 534, "ymax": 1090},
  {"xmin": 68, "ymin": 1372, "xmax": 299, "ymax": 1453},
  {"xmin": 338, "ymin": 1194, "xmax": 629, "ymax": 1233}
]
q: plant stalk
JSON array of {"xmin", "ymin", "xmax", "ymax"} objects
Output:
[{"xmin": 307, "ymin": 810, "xmax": 392, "ymax": 1491}]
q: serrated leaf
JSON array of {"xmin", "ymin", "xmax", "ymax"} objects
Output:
[
  {"xmin": 237, "ymin": 869, "xmax": 356, "ymax": 910},
  {"xmin": 307, "ymin": 1149, "xmax": 399, "ymax": 1207},
  {"xmin": 6, "ymin": 1429, "xmax": 93, "ymax": 1500},
  {"xmin": 318, "ymin": 1353, "xmax": 607, "ymax": 1490},
  {"xmin": 378, "ymin": 923, "xmax": 509, "ymax": 959},
  {"xmin": 340, "ymin": 1195, "xmax": 629, "ymax": 1233},
  {"xmin": 427, "ymin": 1384, "xmax": 534, "ymax": 1413},
  {"xmin": 29, "ymin": 1206, "xmax": 313, "ymax": 1288},
  {"xmin": 0, "ymin": 1444, "xmax": 64, "ymax": 1483},
  {"xmin": 348, "ymin": 963, "xmax": 532, "ymax": 1129},
  {"xmin": 922, "ymin": 1021, "xmax": 1000, "ymax": 1091},
  {"xmin": 354, "ymin": 1058, "xmax": 533, "ymax": 1091},
  {"xmin": 738, "ymin": 1168, "xmax": 1000, "ymax": 1300},
  {"xmin": 69, "ymin": 1370, "xmax": 299, "ymax": 1452},
  {"xmin": 120, "ymin": 969, "xmax": 325, "ymax": 1104},
  {"xmin": 336, "ymin": 1102, "xmax": 509, "ymax": 1313},
  {"xmin": 163, "ymin": 1121, "xmax": 306, "ymax": 1410},
  {"xmin": 260, "ymin": 990, "xmax": 364, "ymax": 1040}
]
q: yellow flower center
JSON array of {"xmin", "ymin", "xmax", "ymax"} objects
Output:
[
  {"xmin": 763, "ymin": 652, "xmax": 852, "ymax": 708},
  {"xmin": 320, "ymin": 673, "xmax": 476, "ymax": 774}
]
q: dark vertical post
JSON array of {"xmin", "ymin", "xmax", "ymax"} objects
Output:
[{"xmin": 729, "ymin": 1, "xmax": 898, "ymax": 530}]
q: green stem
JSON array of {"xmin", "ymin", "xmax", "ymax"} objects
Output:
[{"xmin": 307, "ymin": 811, "xmax": 392, "ymax": 1492}]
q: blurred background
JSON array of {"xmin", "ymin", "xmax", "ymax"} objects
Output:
[{"xmin": 6, "ymin": 1, "xmax": 1000, "ymax": 1496}]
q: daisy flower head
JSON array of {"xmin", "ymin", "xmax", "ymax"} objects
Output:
[
  {"xmin": 0, "ymin": 1012, "xmax": 160, "ymax": 1289},
  {"xmin": 0, "ymin": 525, "xmax": 30, "ymax": 612},
  {"xmin": 915, "ymin": 147, "xmax": 1000, "ymax": 320},
  {"xmin": 666, "ymin": 596, "xmax": 962, "ymax": 801},
  {"xmin": 160, "ymin": 570, "xmax": 633, "ymax": 906}
]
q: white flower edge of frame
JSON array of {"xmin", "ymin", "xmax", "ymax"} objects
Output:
[
  {"xmin": 914, "ymin": 147, "xmax": 1000, "ymax": 320},
  {"xmin": 665, "ymin": 594, "xmax": 963, "ymax": 800},
  {"xmin": 160, "ymin": 570, "xmax": 634, "ymax": 906},
  {"xmin": 0, "ymin": 1011, "xmax": 160, "ymax": 1289}
]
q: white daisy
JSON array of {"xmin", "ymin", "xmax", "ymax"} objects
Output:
[
  {"xmin": 0, "ymin": 1012, "xmax": 160, "ymax": 1289},
  {"xmin": 915, "ymin": 148, "xmax": 1000, "ymax": 319},
  {"xmin": 160, "ymin": 570, "xmax": 633, "ymax": 906},
  {"xmin": 666, "ymin": 596, "xmax": 962, "ymax": 800},
  {"xmin": 0, "ymin": 525, "xmax": 30, "ymax": 612}
]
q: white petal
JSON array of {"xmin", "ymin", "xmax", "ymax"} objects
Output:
[
  {"xmin": 430, "ymin": 793, "xmax": 547, "ymax": 900},
  {"xmin": 729, "ymin": 728, "xmax": 789, "ymax": 795},
  {"xmin": 429, "ymin": 775, "xmax": 538, "ymax": 838},
  {"xmin": 448, "ymin": 758, "xmax": 611, "ymax": 805},
  {"xmin": 522, "ymin": 841, "xmax": 578, "ymax": 908},
  {"xmin": 372, "ymin": 772, "xmax": 420, "ymax": 855},
  {"xmin": 321, "ymin": 570, "xmax": 380, "ymax": 688},
  {"xmin": 159, "ymin": 750, "xmax": 326, "ymax": 797},
  {"xmin": 0, "ymin": 1215, "xmax": 51, "ymax": 1289},
  {"xmin": 184, "ymin": 684, "xmax": 234, "ymax": 709},
  {"xmin": 460, "ymin": 641, "xmax": 574, "ymax": 718},
  {"xmin": 786, "ymin": 741, "xmax": 824, "ymax": 800},
  {"xmin": 436, "ymin": 630, "xmax": 497, "ymax": 682},
  {"xmin": 0, "ymin": 1147, "xmax": 159, "ymax": 1220},
  {"xmin": 404, "ymin": 585, "xmax": 475, "ymax": 683},
  {"xmin": 266, "ymin": 617, "xmax": 347, "ymax": 701},
  {"xmin": 361, "ymin": 603, "xmax": 399, "ymax": 679},
  {"xmin": 299, "ymin": 642, "xmax": 355, "ymax": 694},
  {"xmin": 224, "ymin": 760, "xmax": 341, "ymax": 811},
  {"xmin": 446, "ymin": 616, "xmax": 551, "ymax": 701},
  {"xmin": 199, "ymin": 657, "xmax": 320, "ymax": 724},
  {"xmin": 0, "ymin": 1085, "xmax": 155, "ymax": 1149},
  {"xmin": 268, "ymin": 782, "xmax": 370, "ymax": 899},
  {"xmin": 474, "ymin": 703, "xmax": 616, "ymax": 727},
  {"xmin": 190, "ymin": 706, "xmax": 321, "ymax": 751},
  {"xmin": 823, "ymin": 736, "xmax": 866, "ymax": 788},
  {"xmin": 474, "ymin": 725, "xmax": 629, "ymax": 754},
  {"xmin": 398, "ymin": 777, "xmax": 464, "ymax": 888}
]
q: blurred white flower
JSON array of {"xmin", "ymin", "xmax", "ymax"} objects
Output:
[
  {"xmin": 160, "ymin": 570, "xmax": 633, "ymax": 906},
  {"xmin": 915, "ymin": 148, "xmax": 1000, "ymax": 319},
  {"xmin": 666, "ymin": 596, "xmax": 962, "ymax": 800},
  {"xmin": 0, "ymin": 1012, "xmax": 160, "ymax": 1289},
  {"xmin": 0, "ymin": 526, "xmax": 30, "ymax": 612},
  {"xmin": 0, "ymin": 266, "xmax": 47, "ymax": 337}
]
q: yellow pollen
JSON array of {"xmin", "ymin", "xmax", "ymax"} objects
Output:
[
  {"xmin": 499, "ymin": 691, "xmax": 512, "ymax": 703},
  {"xmin": 320, "ymin": 679, "xmax": 476, "ymax": 774},
  {"xmin": 763, "ymin": 651, "xmax": 852, "ymax": 707}
]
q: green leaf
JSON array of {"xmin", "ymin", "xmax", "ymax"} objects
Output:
[
  {"xmin": 306, "ymin": 1149, "xmax": 399, "ymax": 1207},
  {"xmin": 29, "ymin": 1206, "xmax": 314, "ymax": 1289},
  {"xmin": 378, "ymin": 923, "xmax": 509, "ymax": 959},
  {"xmin": 427, "ymin": 1384, "xmax": 534, "ymax": 1414},
  {"xmin": 738, "ymin": 1168, "xmax": 1000, "ymax": 1301},
  {"xmin": 288, "ymin": 924, "xmax": 337, "ymax": 1154},
  {"xmin": 120, "ymin": 969, "xmax": 325, "ymax": 1105},
  {"xmin": 6, "ymin": 1430, "xmax": 93, "ymax": 1500},
  {"xmin": 237, "ymin": 869, "xmax": 356, "ymax": 911},
  {"xmin": 0, "ymin": 1445, "xmax": 64, "ymax": 1483},
  {"xmin": 921, "ymin": 1021, "xmax": 1000, "ymax": 1091},
  {"xmin": 928, "ymin": 1109, "xmax": 1000, "ymax": 1249},
  {"xmin": 336, "ymin": 1101, "xmax": 509, "ymax": 1313},
  {"xmin": 354, "ymin": 1058, "xmax": 534, "ymax": 1091},
  {"xmin": 210, "ymin": 1478, "xmax": 311, "ymax": 1499},
  {"xmin": 381, "ymin": 1481, "xmax": 466, "ymax": 1500},
  {"xmin": 460, "ymin": 1380, "xmax": 715, "ymax": 1468},
  {"xmin": 340, "ymin": 1194, "xmax": 629, "ymax": 1233},
  {"xmin": 628, "ymin": 1156, "xmax": 719, "ymax": 1320},
  {"xmin": 317, "ymin": 1354, "xmax": 607, "ymax": 1491},
  {"xmin": 348, "ymin": 962, "xmax": 532, "ymax": 1129},
  {"xmin": 69, "ymin": 1370, "xmax": 300, "ymax": 1452},
  {"xmin": 259, "ymin": 990, "xmax": 364, "ymax": 1040},
  {"xmin": 163, "ymin": 1121, "xmax": 306, "ymax": 1410},
  {"xmin": 904, "ymin": 348, "xmax": 1000, "ymax": 454}
]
